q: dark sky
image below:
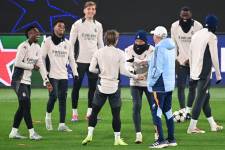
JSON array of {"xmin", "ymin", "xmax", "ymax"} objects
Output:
[{"xmin": 0, "ymin": 0, "xmax": 224, "ymax": 33}]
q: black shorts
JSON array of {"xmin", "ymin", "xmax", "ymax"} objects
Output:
[{"xmin": 92, "ymin": 87, "xmax": 121, "ymax": 108}]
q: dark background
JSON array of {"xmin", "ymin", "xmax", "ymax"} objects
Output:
[{"xmin": 0, "ymin": 0, "xmax": 225, "ymax": 34}]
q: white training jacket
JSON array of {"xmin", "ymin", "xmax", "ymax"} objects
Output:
[
  {"xmin": 89, "ymin": 46, "xmax": 138, "ymax": 94},
  {"xmin": 14, "ymin": 40, "xmax": 49, "ymax": 85},
  {"xmin": 171, "ymin": 20, "xmax": 203, "ymax": 65},
  {"xmin": 189, "ymin": 28, "xmax": 222, "ymax": 81},
  {"xmin": 125, "ymin": 44, "xmax": 154, "ymax": 87},
  {"xmin": 69, "ymin": 18, "xmax": 104, "ymax": 63},
  {"xmin": 41, "ymin": 36, "xmax": 78, "ymax": 80}
]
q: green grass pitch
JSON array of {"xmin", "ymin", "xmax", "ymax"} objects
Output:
[{"xmin": 0, "ymin": 87, "xmax": 225, "ymax": 150}]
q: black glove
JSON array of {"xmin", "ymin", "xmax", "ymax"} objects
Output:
[
  {"xmin": 216, "ymin": 79, "xmax": 222, "ymax": 84},
  {"xmin": 74, "ymin": 75, "xmax": 79, "ymax": 80},
  {"xmin": 126, "ymin": 56, "xmax": 134, "ymax": 63}
]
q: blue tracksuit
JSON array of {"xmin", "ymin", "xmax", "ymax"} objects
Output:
[{"xmin": 147, "ymin": 38, "xmax": 176, "ymax": 142}]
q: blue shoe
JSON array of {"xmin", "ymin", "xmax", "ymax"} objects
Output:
[
  {"xmin": 165, "ymin": 139, "xmax": 177, "ymax": 147},
  {"xmin": 149, "ymin": 140, "xmax": 168, "ymax": 148}
]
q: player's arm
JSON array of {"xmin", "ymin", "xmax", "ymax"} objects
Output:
[
  {"xmin": 97, "ymin": 24, "xmax": 104, "ymax": 49},
  {"xmin": 119, "ymin": 52, "xmax": 143, "ymax": 80},
  {"xmin": 89, "ymin": 51, "xmax": 99, "ymax": 74},
  {"xmin": 124, "ymin": 47, "xmax": 135, "ymax": 74},
  {"xmin": 36, "ymin": 50, "xmax": 52, "ymax": 91},
  {"xmin": 40, "ymin": 39, "xmax": 49, "ymax": 71},
  {"xmin": 68, "ymin": 43, "xmax": 78, "ymax": 77},
  {"xmin": 69, "ymin": 23, "xmax": 78, "ymax": 52},
  {"xmin": 151, "ymin": 47, "xmax": 164, "ymax": 81},
  {"xmin": 209, "ymin": 35, "xmax": 222, "ymax": 81},
  {"xmin": 170, "ymin": 24, "xmax": 179, "ymax": 58},
  {"xmin": 14, "ymin": 45, "xmax": 33, "ymax": 70}
]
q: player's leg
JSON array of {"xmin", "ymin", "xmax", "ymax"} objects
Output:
[
  {"xmin": 203, "ymin": 85, "xmax": 223, "ymax": 132},
  {"xmin": 186, "ymin": 79, "xmax": 197, "ymax": 119},
  {"xmin": 45, "ymin": 78, "xmax": 58, "ymax": 130},
  {"xmin": 163, "ymin": 92, "xmax": 177, "ymax": 147},
  {"xmin": 149, "ymin": 92, "xmax": 168, "ymax": 148},
  {"xmin": 187, "ymin": 79, "xmax": 209, "ymax": 134},
  {"xmin": 176, "ymin": 65, "xmax": 188, "ymax": 109},
  {"xmin": 9, "ymin": 82, "xmax": 27, "ymax": 139},
  {"xmin": 57, "ymin": 79, "xmax": 71, "ymax": 132},
  {"xmin": 86, "ymin": 67, "xmax": 98, "ymax": 118},
  {"xmin": 130, "ymin": 86, "xmax": 143, "ymax": 143},
  {"xmin": 71, "ymin": 63, "xmax": 87, "ymax": 121},
  {"xmin": 82, "ymin": 87, "xmax": 107, "ymax": 145},
  {"xmin": 18, "ymin": 84, "xmax": 41, "ymax": 140},
  {"xmin": 144, "ymin": 88, "xmax": 158, "ymax": 141},
  {"xmin": 108, "ymin": 89, "xmax": 127, "ymax": 146}
]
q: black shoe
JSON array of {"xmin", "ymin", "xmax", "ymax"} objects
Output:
[{"xmin": 186, "ymin": 113, "xmax": 191, "ymax": 120}]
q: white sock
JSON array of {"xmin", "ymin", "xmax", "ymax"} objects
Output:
[
  {"xmin": 72, "ymin": 109, "xmax": 78, "ymax": 116},
  {"xmin": 114, "ymin": 132, "xmax": 121, "ymax": 140},
  {"xmin": 46, "ymin": 112, "xmax": 51, "ymax": 119},
  {"xmin": 59, "ymin": 123, "xmax": 65, "ymax": 127},
  {"xmin": 86, "ymin": 108, "xmax": 92, "ymax": 116},
  {"xmin": 87, "ymin": 126, "xmax": 94, "ymax": 137},
  {"xmin": 207, "ymin": 116, "xmax": 217, "ymax": 128},
  {"xmin": 186, "ymin": 107, "xmax": 192, "ymax": 114},
  {"xmin": 189, "ymin": 119, "xmax": 198, "ymax": 130},
  {"xmin": 29, "ymin": 128, "xmax": 35, "ymax": 136},
  {"xmin": 11, "ymin": 128, "xmax": 18, "ymax": 134}
]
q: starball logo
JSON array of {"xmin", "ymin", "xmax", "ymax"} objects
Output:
[{"xmin": 0, "ymin": 40, "xmax": 17, "ymax": 86}]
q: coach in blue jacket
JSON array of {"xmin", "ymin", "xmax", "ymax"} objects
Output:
[{"xmin": 147, "ymin": 26, "xmax": 177, "ymax": 148}]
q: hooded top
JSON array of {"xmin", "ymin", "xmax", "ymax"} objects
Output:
[{"xmin": 147, "ymin": 38, "xmax": 176, "ymax": 92}]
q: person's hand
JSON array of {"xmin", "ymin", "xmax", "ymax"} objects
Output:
[
  {"xmin": 34, "ymin": 64, "xmax": 40, "ymax": 71},
  {"xmin": 216, "ymin": 79, "xmax": 222, "ymax": 84},
  {"xmin": 74, "ymin": 75, "xmax": 79, "ymax": 80},
  {"xmin": 184, "ymin": 60, "xmax": 189, "ymax": 66},
  {"xmin": 136, "ymin": 74, "xmax": 145, "ymax": 80},
  {"xmin": 126, "ymin": 56, "xmax": 134, "ymax": 63},
  {"xmin": 46, "ymin": 82, "xmax": 53, "ymax": 92},
  {"xmin": 138, "ymin": 60, "xmax": 148, "ymax": 65}
]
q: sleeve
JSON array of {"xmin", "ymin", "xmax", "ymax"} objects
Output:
[
  {"xmin": 69, "ymin": 22, "xmax": 78, "ymax": 52},
  {"xmin": 14, "ymin": 45, "xmax": 33, "ymax": 70},
  {"xmin": 89, "ymin": 51, "xmax": 99, "ymax": 74},
  {"xmin": 40, "ymin": 39, "xmax": 48, "ymax": 71},
  {"xmin": 36, "ymin": 50, "xmax": 49, "ymax": 84},
  {"xmin": 124, "ymin": 47, "xmax": 135, "ymax": 73},
  {"xmin": 170, "ymin": 24, "xmax": 178, "ymax": 56},
  {"xmin": 208, "ymin": 35, "xmax": 222, "ymax": 80},
  {"xmin": 151, "ymin": 47, "xmax": 164, "ymax": 80},
  {"xmin": 196, "ymin": 21, "xmax": 203, "ymax": 31},
  {"xmin": 97, "ymin": 23, "xmax": 104, "ymax": 49},
  {"xmin": 68, "ymin": 43, "xmax": 78, "ymax": 76},
  {"xmin": 119, "ymin": 52, "xmax": 138, "ymax": 79}
]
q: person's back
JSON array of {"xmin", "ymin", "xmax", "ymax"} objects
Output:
[
  {"xmin": 189, "ymin": 28, "xmax": 220, "ymax": 80},
  {"xmin": 148, "ymin": 38, "xmax": 176, "ymax": 92},
  {"xmin": 97, "ymin": 46, "xmax": 122, "ymax": 81}
]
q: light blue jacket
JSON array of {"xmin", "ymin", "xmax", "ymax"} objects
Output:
[{"xmin": 147, "ymin": 38, "xmax": 176, "ymax": 92}]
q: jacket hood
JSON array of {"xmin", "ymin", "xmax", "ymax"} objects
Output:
[{"xmin": 156, "ymin": 38, "xmax": 175, "ymax": 50}]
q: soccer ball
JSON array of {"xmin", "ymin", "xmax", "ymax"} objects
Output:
[{"xmin": 173, "ymin": 109, "xmax": 186, "ymax": 123}]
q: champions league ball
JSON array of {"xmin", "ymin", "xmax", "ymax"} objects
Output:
[{"xmin": 173, "ymin": 109, "xmax": 186, "ymax": 123}]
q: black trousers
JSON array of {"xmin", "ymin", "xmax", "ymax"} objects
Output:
[
  {"xmin": 47, "ymin": 78, "xmax": 68, "ymax": 123},
  {"xmin": 192, "ymin": 79, "xmax": 212, "ymax": 120},
  {"xmin": 71, "ymin": 63, "xmax": 98, "ymax": 109},
  {"xmin": 176, "ymin": 63, "xmax": 196, "ymax": 109},
  {"xmin": 11, "ymin": 81, "xmax": 33, "ymax": 129},
  {"xmin": 130, "ymin": 86, "xmax": 153, "ymax": 132},
  {"xmin": 89, "ymin": 88, "xmax": 121, "ymax": 132}
]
